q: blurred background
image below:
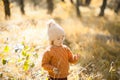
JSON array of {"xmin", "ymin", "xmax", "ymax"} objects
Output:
[{"xmin": 0, "ymin": 0, "xmax": 120, "ymax": 80}]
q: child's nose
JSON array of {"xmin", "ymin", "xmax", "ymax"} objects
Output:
[{"xmin": 60, "ymin": 38, "xmax": 62, "ymax": 40}]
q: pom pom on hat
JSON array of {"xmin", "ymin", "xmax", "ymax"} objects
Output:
[{"xmin": 47, "ymin": 19, "xmax": 65, "ymax": 41}]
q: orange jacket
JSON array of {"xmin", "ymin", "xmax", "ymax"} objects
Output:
[{"xmin": 42, "ymin": 45, "xmax": 78, "ymax": 78}]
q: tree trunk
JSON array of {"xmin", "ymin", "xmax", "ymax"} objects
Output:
[
  {"xmin": 19, "ymin": 0, "xmax": 25, "ymax": 15},
  {"xmin": 99, "ymin": 0, "xmax": 107, "ymax": 16},
  {"xmin": 114, "ymin": 1, "xmax": 120, "ymax": 14},
  {"xmin": 47, "ymin": 0, "xmax": 54, "ymax": 14},
  {"xmin": 70, "ymin": 0, "xmax": 74, "ymax": 4},
  {"xmin": 85, "ymin": 0, "xmax": 91, "ymax": 6},
  {"xmin": 2, "ymin": 0, "xmax": 11, "ymax": 19},
  {"xmin": 76, "ymin": 0, "xmax": 81, "ymax": 17},
  {"xmin": 61, "ymin": 0, "xmax": 65, "ymax": 2}
]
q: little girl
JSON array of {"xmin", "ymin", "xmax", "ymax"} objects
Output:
[{"xmin": 42, "ymin": 19, "xmax": 80, "ymax": 80}]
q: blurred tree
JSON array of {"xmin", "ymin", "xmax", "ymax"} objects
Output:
[
  {"xmin": 99, "ymin": 0, "xmax": 120, "ymax": 16},
  {"xmin": 99, "ymin": 0, "xmax": 107, "ymax": 16},
  {"xmin": 47, "ymin": 0, "xmax": 54, "ymax": 14},
  {"xmin": 2, "ymin": 0, "xmax": 11, "ymax": 19},
  {"xmin": 114, "ymin": 0, "xmax": 120, "ymax": 14},
  {"xmin": 61, "ymin": 0, "xmax": 73, "ymax": 4},
  {"xmin": 85, "ymin": 0, "xmax": 91, "ymax": 6},
  {"xmin": 76, "ymin": 0, "xmax": 81, "ymax": 17},
  {"xmin": 70, "ymin": 0, "xmax": 74, "ymax": 4},
  {"xmin": 30, "ymin": 0, "xmax": 40, "ymax": 8},
  {"xmin": 61, "ymin": 0, "xmax": 65, "ymax": 2},
  {"xmin": 69, "ymin": 0, "xmax": 91, "ymax": 17},
  {"xmin": 18, "ymin": 0, "xmax": 25, "ymax": 15}
]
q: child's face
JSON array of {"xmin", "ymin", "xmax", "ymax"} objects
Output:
[{"xmin": 53, "ymin": 35, "xmax": 64, "ymax": 46}]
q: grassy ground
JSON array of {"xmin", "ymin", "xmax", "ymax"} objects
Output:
[{"xmin": 0, "ymin": 0, "xmax": 120, "ymax": 80}]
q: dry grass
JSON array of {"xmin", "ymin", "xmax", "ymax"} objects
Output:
[{"xmin": 0, "ymin": 0, "xmax": 120, "ymax": 80}]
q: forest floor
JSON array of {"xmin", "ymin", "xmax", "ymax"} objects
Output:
[{"xmin": 0, "ymin": 0, "xmax": 120, "ymax": 80}]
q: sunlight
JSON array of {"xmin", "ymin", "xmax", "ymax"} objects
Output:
[{"xmin": 0, "ymin": 0, "xmax": 120, "ymax": 79}]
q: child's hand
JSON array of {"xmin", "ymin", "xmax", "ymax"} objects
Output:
[
  {"xmin": 53, "ymin": 67, "xmax": 59, "ymax": 74},
  {"xmin": 74, "ymin": 54, "xmax": 80, "ymax": 61}
]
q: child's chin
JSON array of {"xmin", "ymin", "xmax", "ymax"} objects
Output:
[{"xmin": 54, "ymin": 43, "xmax": 62, "ymax": 46}]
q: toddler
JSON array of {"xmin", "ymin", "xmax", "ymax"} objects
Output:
[{"xmin": 42, "ymin": 19, "xmax": 80, "ymax": 80}]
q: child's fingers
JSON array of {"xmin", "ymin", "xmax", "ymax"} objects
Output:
[{"xmin": 75, "ymin": 54, "xmax": 80, "ymax": 60}]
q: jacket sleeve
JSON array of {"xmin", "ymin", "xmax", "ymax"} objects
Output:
[
  {"xmin": 41, "ymin": 51, "xmax": 54, "ymax": 72},
  {"xmin": 66, "ymin": 47, "xmax": 78, "ymax": 64}
]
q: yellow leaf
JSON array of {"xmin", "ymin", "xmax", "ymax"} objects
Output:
[
  {"xmin": 87, "ymin": 76, "xmax": 93, "ymax": 80},
  {"xmin": 4, "ymin": 45, "xmax": 10, "ymax": 52},
  {"xmin": 46, "ymin": 77, "xmax": 48, "ymax": 80}
]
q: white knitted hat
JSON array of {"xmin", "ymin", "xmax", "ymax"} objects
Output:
[{"xmin": 47, "ymin": 19, "xmax": 65, "ymax": 41}]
